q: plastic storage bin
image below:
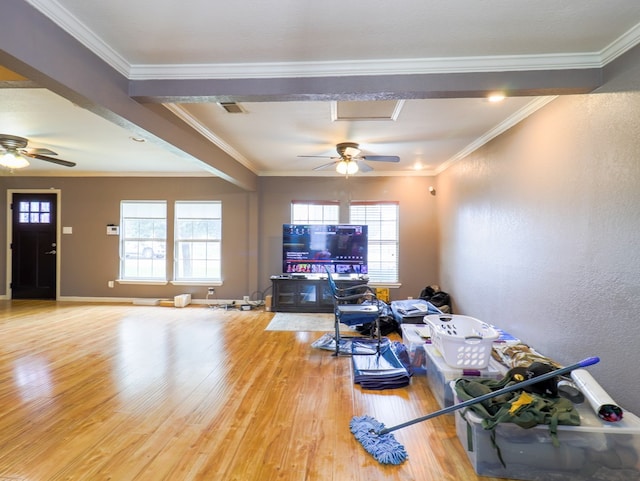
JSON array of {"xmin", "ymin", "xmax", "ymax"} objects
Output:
[
  {"xmin": 425, "ymin": 314, "xmax": 499, "ymax": 369},
  {"xmin": 425, "ymin": 344, "xmax": 504, "ymax": 409},
  {"xmin": 401, "ymin": 324, "xmax": 430, "ymax": 375},
  {"xmin": 453, "ymin": 383, "xmax": 640, "ymax": 481}
]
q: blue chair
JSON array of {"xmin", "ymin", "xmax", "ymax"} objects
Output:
[{"xmin": 324, "ymin": 266, "xmax": 382, "ymax": 356}]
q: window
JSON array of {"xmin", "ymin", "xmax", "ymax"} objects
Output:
[
  {"xmin": 120, "ymin": 201, "xmax": 167, "ymax": 280},
  {"xmin": 350, "ymin": 202, "xmax": 399, "ymax": 283},
  {"xmin": 291, "ymin": 201, "xmax": 339, "ymax": 224},
  {"xmin": 18, "ymin": 201, "xmax": 51, "ymax": 224},
  {"xmin": 174, "ymin": 201, "xmax": 221, "ymax": 281}
]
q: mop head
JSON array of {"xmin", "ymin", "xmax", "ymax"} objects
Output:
[{"xmin": 350, "ymin": 415, "xmax": 408, "ymax": 465}]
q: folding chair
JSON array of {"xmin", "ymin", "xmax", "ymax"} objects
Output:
[{"xmin": 324, "ymin": 266, "xmax": 382, "ymax": 356}]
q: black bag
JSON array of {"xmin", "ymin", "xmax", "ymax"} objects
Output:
[
  {"xmin": 419, "ymin": 285, "xmax": 450, "ymax": 309},
  {"xmin": 419, "ymin": 285, "xmax": 437, "ymax": 299},
  {"xmin": 356, "ymin": 315, "xmax": 400, "ymax": 336},
  {"xmin": 429, "ymin": 292, "xmax": 450, "ymax": 308}
]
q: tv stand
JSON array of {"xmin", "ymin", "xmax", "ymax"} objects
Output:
[{"xmin": 271, "ymin": 275, "xmax": 368, "ymax": 313}]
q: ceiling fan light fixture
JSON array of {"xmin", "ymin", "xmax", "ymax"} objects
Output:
[
  {"xmin": 336, "ymin": 160, "xmax": 348, "ymax": 174},
  {"xmin": 0, "ymin": 150, "xmax": 29, "ymax": 169},
  {"xmin": 336, "ymin": 159, "xmax": 358, "ymax": 175}
]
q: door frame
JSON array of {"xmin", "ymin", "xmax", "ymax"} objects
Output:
[{"xmin": 5, "ymin": 189, "xmax": 62, "ymax": 300}]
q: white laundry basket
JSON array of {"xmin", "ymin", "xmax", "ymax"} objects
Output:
[{"xmin": 424, "ymin": 314, "xmax": 498, "ymax": 369}]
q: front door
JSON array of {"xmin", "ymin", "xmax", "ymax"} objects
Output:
[{"xmin": 11, "ymin": 193, "xmax": 58, "ymax": 299}]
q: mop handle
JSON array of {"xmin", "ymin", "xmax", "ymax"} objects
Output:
[{"xmin": 378, "ymin": 356, "xmax": 600, "ymax": 435}]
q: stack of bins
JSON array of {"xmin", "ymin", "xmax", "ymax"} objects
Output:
[
  {"xmin": 452, "ymin": 382, "xmax": 640, "ymax": 481},
  {"xmin": 424, "ymin": 343, "xmax": 504, "ymax": 409},
  {"xmin": 400, "ymin": 323, "xmax": 430, "ymax": 375}
]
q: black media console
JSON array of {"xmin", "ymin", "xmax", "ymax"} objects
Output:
[{"xmin": 270, "ymin": 275, "xmax": 368, "ymax": 313}]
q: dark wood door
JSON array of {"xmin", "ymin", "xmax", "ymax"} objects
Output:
[{"xmin": 11, "ymin": 193, "xmax": 58, "ymax": 299}]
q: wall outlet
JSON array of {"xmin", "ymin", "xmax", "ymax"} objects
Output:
[
  {"xmin": 108, "ymin": 280, "xmax": 114, "ymax": 288},
  {"xmin": 243, "ymin": 295, "xmax": 250, "ymax": 303},
  {"xmin": 208, "ymin": 287, "xmax": 215, "ymax": 295}
]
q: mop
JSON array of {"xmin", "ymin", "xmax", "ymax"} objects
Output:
[{"xmin": 350, "ymin": 356, "xmax": 600, "ymax": 465}]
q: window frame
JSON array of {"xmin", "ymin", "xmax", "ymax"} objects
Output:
[
  {"xmin": 349, "ymin": 201, "xmax": 399, "ymax": 284},
  {"xmin": 119, "ymin": 200, "xmax": 167, "ymax": 282},
  {"xmin": 173, "ymin": 200, "xmax": 222, "ymax": 283},
  {"xmin": 291, "ymin": 201, "xmax": 340, "ymax": 225}
]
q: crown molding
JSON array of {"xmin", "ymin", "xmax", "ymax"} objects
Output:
[
  {"xmin": 129, "ymin": 53, "xmax": 603, "ymax": 80},
  {"xmin": 601, "ymin": 22, "xmax": 640, "ymax": 65},
  {"xmin": 163, "ymin": 104, "xmax": 257, "ymax": 174},
  {"xmin": 258, "ymin": 169, "xmax": 438, "ymax": 177},
  {"xmin": 435, "ymin": 96, "xmax": 558, "ymax": 175},
  {"xmin": 26, "ymin": 0, "xmax": 640, "ymax": 81},
  {"xmin": 25, "ymin": 0, "xmax": 131, "ymax": 76}
]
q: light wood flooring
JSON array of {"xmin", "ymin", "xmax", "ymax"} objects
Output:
[{"xmin": 0, "ymin": 301, "xmax": 515, "ymax": 480}]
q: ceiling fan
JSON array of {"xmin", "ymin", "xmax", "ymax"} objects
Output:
[
  {"xmin": 0, "ymin": 134, "xmax": 76, "ymax": 169},
  {"xmin": 300, "ymin": 142, "xmax": 400, "ymax": 175}
]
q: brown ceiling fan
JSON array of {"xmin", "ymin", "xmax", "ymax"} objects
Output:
[
  {"xmin": 0, "ymin": 134, "xmax": 76, "ymax": 169},
  {"xmin": 299, "ymin": 142, "xmax": 400, "ymax": 174}
]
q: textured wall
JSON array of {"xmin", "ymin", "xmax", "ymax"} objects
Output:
[
  {"xmin": 0, "ymin": 177, "xmax": 255, "ymax": 300},
  {"xmin": 438, "ymin": 92, "xmax": 640, "ymax": 415},
  {"xmin": 258, "ymin": 175, "xmax": 439, "ymax": 300}
]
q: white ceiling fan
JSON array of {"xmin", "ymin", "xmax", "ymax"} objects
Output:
[
  {"xmin": 0, "ymin": 134, "xmax": 76, "ymax": 169},
  {"xmin": 300, "ymin": 142, "xmax": 400, "ymax": 175}
]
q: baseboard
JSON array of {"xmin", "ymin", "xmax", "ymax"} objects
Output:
[{"xmin": 55, "ymin": 296, "xmax": 259, "ymax": 307}]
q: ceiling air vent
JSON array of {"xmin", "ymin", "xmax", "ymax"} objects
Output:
[
  {"xmin": 218, "ymin": 102, "xmax": 245, "ymax": 114},
  {"xmin": 331, "ymin": 100, "xmax": 404, "ymax": 121}
]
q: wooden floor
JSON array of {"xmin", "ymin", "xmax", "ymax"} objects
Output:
[{"xmin": 0, "ymin": 301, "xmax": 516, "ymax": 481}]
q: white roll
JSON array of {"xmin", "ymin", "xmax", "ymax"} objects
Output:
[{"xmin": 570, "ymin": 369, "xmax": 624, "ymax": 422}]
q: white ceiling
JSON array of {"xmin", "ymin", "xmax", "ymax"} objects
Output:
[{"xmin": 3, "ymin": 1, "xmax": 640, "ymax": 178}]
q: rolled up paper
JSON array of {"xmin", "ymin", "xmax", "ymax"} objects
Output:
[{"xmin": 570, "ymin": 369, "xmax": 624, "ymax": 422}]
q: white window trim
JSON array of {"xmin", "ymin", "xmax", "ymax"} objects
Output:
[
  {"xmin": 119, "ymin": 200, "xmax": 168, "ymax": 282},
  {"xmin": 173, "ymin": 200, "xmax": 222, "ymax": 283},
  {"xmin": 170, "ymin": 280, "xmax": 223, "ymax": 287},
  {"xmin": 291, "ymin": 200, "xmax": 340, "ymax": 224},
  {"xmin": 116, "ymin": 279, "xmax": 169, "ymax": 286},
  {"xmin": 350, "ymin": 201, "xmax": 400, "ymax": 284}
]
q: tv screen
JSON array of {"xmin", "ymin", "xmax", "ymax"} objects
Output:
[{"xmin": 282, "ymin": 224, "xmax": 368, "ymax": 275}]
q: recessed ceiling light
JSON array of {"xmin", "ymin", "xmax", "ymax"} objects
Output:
[
  {"xmin": 488, "ymin": 93, "xmax": 506, "ymax": 103},
  {"xmin": 130, "ymin": 136, "xmax": 146, "ymax": 143}
]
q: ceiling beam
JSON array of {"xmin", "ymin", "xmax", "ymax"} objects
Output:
[
  {"xmin": 129, "ymin": 68, "xmax": 602, "ymax": 104},
  {"xmin": 0, "ymin": 0, "xmax": 257, "ymax": 191}
]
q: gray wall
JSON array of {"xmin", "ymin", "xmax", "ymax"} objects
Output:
[
  {"xmin": 0, "ymin": 175, "xmax": 439, "ymax": 303},
  {"xmin": 258, "ymin": 175, "xmax": 440, "ymax": 301},
  {"xmin": 438, "ymin": 91, "xmax": 640, "ymax": 415},
  {"xmin": 0, "ymin": 176, "xmax": 257, "ymax": 301}
]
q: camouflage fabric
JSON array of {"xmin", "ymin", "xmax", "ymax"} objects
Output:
[{"xmin": 454, "ymin": 367, "xmax": 580, "ymax": 467}]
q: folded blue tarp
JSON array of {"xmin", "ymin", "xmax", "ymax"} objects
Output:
[{"xmin": 352, "ymin": 340, "xmax": 411, "ymax": 390}]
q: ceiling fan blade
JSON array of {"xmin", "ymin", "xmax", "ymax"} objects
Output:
[
  {"xmin": 313, "ymin": 161, "xmax": 339, "ymax": 171},
  {"xmin": 26, "ymin": 148, "xmax": 58, "ymax": 156},
  {"xmin": 356, "ymin": 160, "xmax": 374, "ymax": 173},
  {"xmin": 26, "ymin": 153, "xmax": 76, "ymax": 167},
  {"xmin": 360, "ymin": 155, "xmax": 400, "ymax": 163}
]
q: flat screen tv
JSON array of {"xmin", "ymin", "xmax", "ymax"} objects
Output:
[{"xmin": 282, "ymin": 224, "xmax": 368, "ymax": 275}]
